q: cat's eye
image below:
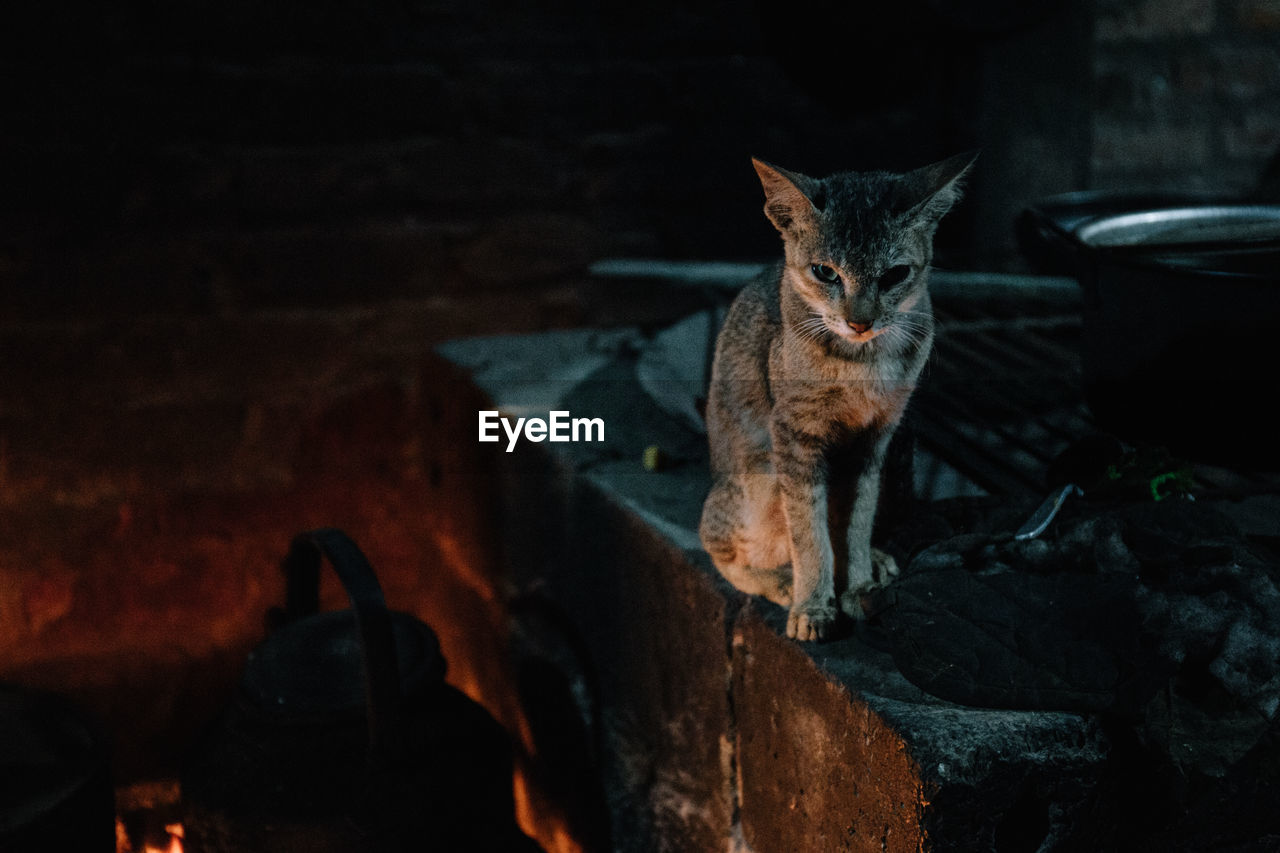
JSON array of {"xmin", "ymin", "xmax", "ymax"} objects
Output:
[
  {"xmin": 811, "ymin": 264, "xmax": 841, "ymax": 284},
  {"xmin": 880, "ymin": 265, "xmax": 912, "ymax": 288}
]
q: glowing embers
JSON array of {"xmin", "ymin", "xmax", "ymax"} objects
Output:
[
  {"xmin": 116, "ymin": 820, "xmax": 183, "ymax": 852},
  {"xmin": 115, "ymin": 780, "xmax": 183, "ymax": 853}
]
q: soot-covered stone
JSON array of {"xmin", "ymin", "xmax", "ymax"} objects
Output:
[{"xmin": 876, "ymin": 497, "xmax": 1280, "ymax": 788}]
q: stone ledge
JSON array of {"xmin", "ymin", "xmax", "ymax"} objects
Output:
[{"xmin": 436, "ymin": 324, "xmax": 1109, "ymax": 851}]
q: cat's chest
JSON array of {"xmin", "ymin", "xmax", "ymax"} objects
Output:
[
  {"xmin": 771, "ymin": 345, "xmax": 918, "ymax": 431},
  {"xmin": 829, "ymin": 366, "xmax": 914, "ymax": 430}
]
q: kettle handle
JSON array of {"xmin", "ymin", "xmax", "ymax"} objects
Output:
[{"xmin": 281, "ymin": 528, "xmax": 405, "ymax": 765}]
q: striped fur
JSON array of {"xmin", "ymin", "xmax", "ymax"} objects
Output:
[{"xmin": 699, "ymin": 154, "xmax": 974, "ymax": 641}]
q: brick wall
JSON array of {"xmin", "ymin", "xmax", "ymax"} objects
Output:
[
  {"xmin": 0, "ymin": 0, "xmax": 903, "ymax": 316},
  {"xmin": 1, "ymin": 0, "xmax": 1100, "ymax": 314},
  {"xmin": 3, "ymin": 0, "xmax": 1277, "ymax": 310},
  {"xmin": 1092, "ymin": 0, "xmax": 1280, "ymax": 194}
]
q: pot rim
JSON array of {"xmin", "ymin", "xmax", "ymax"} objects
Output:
[{"xmin": 1073, "ymin": 204, "xmax": 1280, "ymax": 282}]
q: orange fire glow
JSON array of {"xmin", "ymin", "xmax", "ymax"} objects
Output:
[
  {"xmin": 115, "ymin": 817, "xmax": 183, "ymax": 853},
  {"xmin": 153, "ymin": 824, "xmax": 184, "ymax": 853},
  {"xmin": 513, "ymin": 766, "xmax": 584, "ymax": 853}
]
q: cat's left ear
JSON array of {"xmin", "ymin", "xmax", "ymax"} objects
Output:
[{"xmin": 905, "ymin": 151, "xmax": 979, "ymax": 225}]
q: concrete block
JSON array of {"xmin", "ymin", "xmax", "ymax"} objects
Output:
[
  {"xmin": 568, "ymin": 474, "xmax": 737, "ymax": 852},
  {"xmin": 438, "ymin": 319, "xmax": 1114, "ymax": 852},
  {"xmin": 443, "ymin": 328, "xmax": 736, "ymax": 850},
  {"xmin": 732, "ymin": 605, "xmax": 927, "ymax": 853}
]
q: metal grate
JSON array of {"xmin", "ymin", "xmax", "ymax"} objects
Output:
[
  {"xmin": 912, "ymin": 284, "xmax": 1280, "ymax": 501},
  {"xmin": 910, "ymin": 295, "xmax": 1091, "ymax": 499}
]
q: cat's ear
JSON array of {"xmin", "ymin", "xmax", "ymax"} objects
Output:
[
  {"xmin": 752, "ymin": 158, "xmax": 821, "ymax": 234},
  {"xmin": 905, "ymin": 151, "xmax": 978, "ymax": 225}
]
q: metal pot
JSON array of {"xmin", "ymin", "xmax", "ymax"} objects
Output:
[
  {"xmin": 1018, "ymin": 197, "xmax": 1280, "ymax": 468},
  {"xmin": 181, "ymin": 528, "xmax": 542, "ymax": 852},
  {"xmin": 1015, "ymin": 190, "xmax": 1235, "ymax": 272}
]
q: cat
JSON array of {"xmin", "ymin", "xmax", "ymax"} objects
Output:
[{"xmin": 699, "ymin": 153, "xmax": 974, "ymax": 641}]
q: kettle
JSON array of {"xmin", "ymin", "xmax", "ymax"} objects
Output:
[{"xmin": 181, "ymin": 528, "xmax": 542, "ymax": 852}]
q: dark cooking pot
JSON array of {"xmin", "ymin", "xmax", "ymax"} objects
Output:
[
  {"xmin": 181, "ymin": 528, "xmax": 542, "ymax": 852},
  {"xmin": 0, "ymin": 686, "xmax": 115, "ymax": 852},
  {"xmin": 1016, "ymin": 189, "xmax": 1234, "ymax": 274},
  {"xmin": 1019, "ymin": 197, "xmax": 1280, "ymax": 468}
]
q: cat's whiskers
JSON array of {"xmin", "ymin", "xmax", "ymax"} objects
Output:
[
  {"xmin": 895, "ymin": 318, "xmax": 933, "ymax": 337},
  {"xmin": 790, "ymin": 313, "xmax": 833, "ymax": 346},
  {"xmin": 796, "ymin": 314, "xmax": 828, "ymax": 332},
  {"xmin": 889, "ymin": 320, "xmax": 933, "ymax": 339},
  {"xmin": 894, "ymin": 311, "xmax": 933, "ymax": 324},
  {"xmin": 880, "ymin": 318, "xmax": 933, "ymax": 352},
  {"xmin": 890, "ymin": 310, "xmax": 934, "ymax": 331},
  {"xmin": 782, "ymin": 314, "xmax": 843, "ymax": 366}
]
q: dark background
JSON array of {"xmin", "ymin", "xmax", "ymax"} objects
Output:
[{"xmin": 0, "ymin": 0, "xmax": 1276, "ymax": 320}]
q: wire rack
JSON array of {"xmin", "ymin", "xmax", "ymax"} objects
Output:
[{"xmin": 914, "ymin": 287, "xmax": 1280, "ymax": 501}]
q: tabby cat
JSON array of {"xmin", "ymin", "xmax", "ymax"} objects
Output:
[{"xmin": 699, "ymin": 153, "xmax": 974, "ymax": 640}]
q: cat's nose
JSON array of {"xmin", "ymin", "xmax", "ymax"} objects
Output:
[{"xmin": 849, "ymin": 321, "xmax": 873, "ymax": 334}]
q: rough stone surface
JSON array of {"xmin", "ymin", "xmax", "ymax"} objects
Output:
[
  {"xmin": 438, "ymin": 293, "xmax": 1280, "ymax": 851},
  {"xmin": 732, "ymin": 605, "xmax": 927, "ymax": 853},
  {"xmin": 441, "ymin": 329, "xmax": 736, "ymax": 850},
  {"xmin": 437, "ymin": 311, "xmax": 1117, "ymax": 852},
  {"xmin": 570, "ymin": 477, "xmax": 737, "ymax": 852}
]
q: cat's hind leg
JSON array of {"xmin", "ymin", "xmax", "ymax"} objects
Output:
[{"xmin": 699, "ymin": 472, "xmax": 792, "ymax": 607}]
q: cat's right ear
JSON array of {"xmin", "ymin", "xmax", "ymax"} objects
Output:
[{"xmin": 752, "ymin": 159, "xmax": 820, "ymax": 234}]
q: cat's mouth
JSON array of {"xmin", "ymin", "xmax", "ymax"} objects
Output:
[{"xmin": 830, "ymin": 319, "xmax": 885, "ymax": 344}]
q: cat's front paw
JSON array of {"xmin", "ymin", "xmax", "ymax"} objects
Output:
[
  {"xmin": 787, "ymin": 599, "xmax": 837, "ymax": 642},
  {"xmin": 871, "ymin": 547, "xmax": 900, "ymax": 583},
  {"xmin": 840, "ymin": 548, "xmax": 900, "ymax": 619}
]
